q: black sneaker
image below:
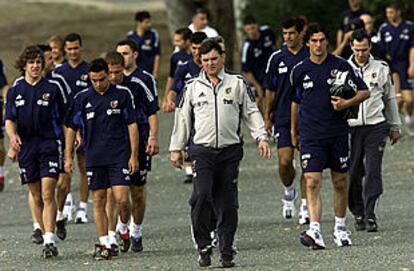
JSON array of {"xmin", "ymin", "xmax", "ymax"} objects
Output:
[
  {"xmin": 367, "ymin": 218, "xmax": 378, "ymax": 232},
  {"xmin": 111, "ymin": 244, "xmax": 119, "ymax": 256},
  {"xmin": 220, "ymin": 253, "xmax": 235, "ymax": 268},
  {"xmin": 184, "ymin": 175, "xmax": 193, "ymax": 184},
  {"xmin": 42, "ymin": 243, "xmax": 58, "ymax": 258},
  {"xmin": 93, "ymin": 244, "xmax": 112, "ymax": 260},
  {"xmin": 56, "ymin": 219, "xmax": 67, "ymax": 240},
  {"xmin": 354, "ymin": 216, "xmax": 366, "ymax": 231},
  {"xmin": 118, "ymin": 230, "xmax": 131, "ymax": 253},
  {"xmin": 198, "ymin": 246, "xmax": 212, "ymax": 267},
  {"xmin": 32, "ymin": 228, "xmax": 43, "ymax": 244},
  {"xmin": 131, "ymin": 236, "xmax": 143, "ymax": 252}
]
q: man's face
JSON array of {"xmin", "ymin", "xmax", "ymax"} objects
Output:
[
  {"xmin": 283, "ymin": 26, "xmax": 301, "ymax": 49},
  {"xmin": 174, "ymin": 34, "xmax": 188, "ymax": 50},
  {"xmin": 201, "ymin": 49, "xmax": 224, "ymax": 77},
  {"xmin": 108, "ymin": 64, "xmax": 124, "ymax": 85},
  {"xmin": 193, "ymin": 13, "xmax": 208, "ymax": 29},
  {"xmin": 43, "ymin": 51, "xmax": 54, "ymax": 71},
  {"xmin": 351, "ymin": 38, "xmax": 371, "ymax": 64},
  {"xmin": 138, "ymin": 18, "xmax": 152, "ymax": 31},
  {"xmin": 49, "ymin": 41, "xmax": 63, "ymax": 61},
  {"xmin": 307, "ymin": 32, "xmax": 328, "ymax": 57},
  {"xmin": 191, "ymin": 43, "xmax": 202, "ymax": 60},
  {"xmin": 243, "ymin": 23, "xmax": 259, "ymax": 40},
  {"xmin": 25, "ymin": 56, "xmax": 43, "ymax": 80},
  {"xmin": 348, "ymin": 0, "xmax": 362, "ymax": 10},
  {"xmin": 89, "ymin": 70, "xmax": 109, "ymax": 93},
  {"xmin": 64, "ymin": 40, "xmax": 81, "ymax": 62},
  {"xmin": 116, "ymin": 45, "xmax": 137, "ymax": 70},
  {"xmin": 386, "ymin": 7, "xmax": 400, "ymax": 23},
  {"xmin": 360, "ymin": 14, "xmax": 374, "ymax": 34}
]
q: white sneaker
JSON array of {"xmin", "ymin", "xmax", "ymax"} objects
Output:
[
  {"xmin": 300, "ymin": 228, "xmax": 325, "ymax": 249},
  {"xmin": 62, "ymin": 200, "xmax": 74, "ymax": 222},
  {"xmin": 282, "ymin": 189, "xmax": 297, "ymax": 219},
  {"xmin": 298, "ymin": 204, "xmax": 310, "ymax": 225},
  {"xmin": 75, "ymin": 209, "xmax": 88, "ymax": 224},
  {"xmin": 333, "ymin": 227, "xmax": 352, "ymax": 247}
]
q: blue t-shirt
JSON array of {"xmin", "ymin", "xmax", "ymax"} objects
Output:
[
  {"xmin": 66, "ymin": 85, "xmax": 136, "ymax": 167},
  {"xmin": 290, "ymin": 54, "xmax": 368, "ymax": 140},
  {"xmin": 265, "ymin": 45, "xmax": 309, "ymax": 127},
  {"xmin": 127, "ymin": 29, "xmax": 161, "ymax": 74},
  {"xmin": 379, "ymin": 20, "xmax": 414, "ymax": 66},
  {"xmin": 169, "ymin": 49, "xmax": 192, "ymax": 78},
  {"xmin": 54, "ymin": 61, "xmax": 90, "ymax": 99},
  {"xmin": 171, "ymin": 59, "xmax": 201, "ymax": 94},
  {"xmin": 0, "ymin": 60, "xmax": 8, "ymax": 89},
  {"xmin": 5, "ymin": 77, "xmax": 66, "ymax": 140},
  {"xmin": 241, "ymin": 26, "xmax": 276, "ymax": 86},
  {"xmin": 338, "ymin": 7, "xmax": 372, "ymax": 32}
]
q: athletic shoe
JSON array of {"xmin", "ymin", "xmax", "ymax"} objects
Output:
[
  {"xmin": 333, "ymin": 227, "xmax": 352, "ymax": 247},
  {"xmin": 198, "ymin": 246, "xmax": 212, "ymax": 267},
  {"xmin": 282, "ymin": 189, "xmax": 297, "ymax": 219},
  {"xmin": 110, "ymin": 244, "xmax": 119, "ymax": 256},
  {"xmin": 42, "ymin": 243, "xmax": 58, "ymax": 258},
  {"xmin": 75, "ymin": 208, "xmax": 88, "ymax": 224},
  {"xmin": 184, "ymin": 174, "xmax": 193, "ymax": 184},
  {"xmin": 0, "ymin": 176, "xmax": 4, "ymax": 192},
  {"xmin": 119, "ymin": 230, "xmax": 131, "ymax": 253},
  {"xmin": 93, "ymin": 244, "xmax": 112, "ymax": 260},
  {"xmin": 367, "ymin": 218, "xmax": 378, "ymax": 232},
  {"xmin": 32, "ymin": 228, "xmax": 43, "ymax": 244},
  {"xmin": 220, "ymin": 253, "xmax": 235, "ymax": 268},
  {"xmin": 298, "ymin": 204, "xmax": 310, "ymax": 225},
  {"xmin": 131, "ymin": 236, "xmax": 143, "ymax": 252},
  {"xmin": 56, "ymin": 219, "xmax": 67, "ymax": 240},
  {"xmin": 300, "ymin": 228, "xmax": 326, "ymax": 249},
  {"xmin": 62, "ymin": 199, "xmax": 74, "ymax": 222},
  {"xmin": 210, "ymin": 230, "xmax": 218, "ymax": 247},
  {"xmin": 354, "ymin": 216, "xmax": 366, "ymax": 231}
]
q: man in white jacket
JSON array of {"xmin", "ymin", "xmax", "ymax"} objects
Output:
[{"xmin": 347, "ymin": 29, "xmax": 401, "ymax": 232}]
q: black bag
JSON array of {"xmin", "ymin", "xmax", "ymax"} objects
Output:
[{"xmin": 329, "ymin": 70, "xmax": 359, "ymax": 119}]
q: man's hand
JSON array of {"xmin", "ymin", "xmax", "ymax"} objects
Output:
[
  {"xmin": 146, "ymin": 136, "xmax": 159, "ymax": 156},
  {"xmin": 291, "ymin": 130, "xmax": 299, "ymax": 150},
  {"xmin": 331, "ymin": 96, "xmax": 349, "ymax": 111},
  {"xmin": 128, "ymin": 155, "xmax": 139, "ymax": 174},
  {"xmin": 170, "ymin": 151, "xmax": 183, "ymax": 168},
  {"xmin": 258, "ymin": 140, "xmax": 271, "ymax": 160},
  {"xmin": 9, "ymin": 134, "xmax": 22, "ymax": 152},
  {"xmin": 64, "ymin": 157, "xmax": 74, "ymax": 175},
  {"xmin": 75, "ymin": 130, "xmax": 83, "ymax": 150},
  {"xmin": 390, "ymin": 130, "xmax": 400, "ymax": 145},
  {"xmin": 7, "ymin": 148, "xmax": 18, "ymax": 162},
  {"xmin": 162, "ymin": 99, "xmax": 176, "ymax": 112},
  {"xmin": 264, "ymin": 117, "xmax": 273, "ymax": 136}
]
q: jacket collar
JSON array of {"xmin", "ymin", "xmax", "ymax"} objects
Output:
[
  {"xmin": 349, "ymin": 54, "xmax": 374, "ymax": 72},
  {"xmin": 198, "ymin": 67, "xmax": 225, "ymax": 86}
]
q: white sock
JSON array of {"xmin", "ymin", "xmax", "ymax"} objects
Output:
[
  {"xmin": 301, "ymin": 198, "xmax": 307, "ymax": 206},
  {"xmin": 79, "ymin": 201, "xmax": 88, "ymax": 212},
  {"xmin": 335, "ymin": 216, "xmax": 346, "ymax": 230},
  {"xmin": 131, "ymin": 223, "xmax": 142, "ymax": 238},
  {"xmin": 99, "ymin": 235, "xmax": 111, "ymax": 249},
  {"xmin": 184, "ymin": 166, "xmax": 193, "ymax": 175},
  {"xmin": 118, "ymin": 221, "xmax": 128, "ymax": 234},
  {"xmin": 108, "ymin": 231, "xmax": 117, "ymax": 245},
  {"xmin": 33, "ymin": 222, "xmax": 41, "ymax": 231},
  {"xmin": 0, "ymin": 166, "xmax": 4, "ymax": 177},
  {"xmin": 284, "ymin": 184, "xmax": 294, "ymax": 196},
  {"xmin": 44, "ymin": 232, "xmax": 55, "ymax": 245},
  {"xmin": 65, "ymin": 193, "xmax": 73, "ymax": 204},
  {"xmin": 56, "ymin": 211, "xmax": 65, "ymax": 221},
  {"xmin": 310, "ymin": 221, "xmax": 320, "ymax": 232}
]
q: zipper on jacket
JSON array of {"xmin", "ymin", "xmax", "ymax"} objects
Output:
[
  {"xmin": 360, "ymin": 66, "xmax": 365, "ymax": 126},
  {"xmin": 213, "ymin": 85, "xmax": 219, "ymax": 148}
]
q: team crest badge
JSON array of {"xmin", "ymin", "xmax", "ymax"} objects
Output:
[
  {"xmin": 372, "ymin": 72, "xmax": 377, "ymax": 79},
  {"xmin": 225, "ymin": 88, "xmax": 232, "ymax": 94},
  {"xmin": 145, "ymin": 39, "xmax": 151, "ymax": 45},
  {"xmin": 110, "ymin": 100, "xmax": 118, "ymax": 108},
  {"xmin": 302, "ymin": 160, "xmax": 308, "ymax": 169},
  {"xmin": 330, "ymin": 69, "xmax": 338, "ymax": 77},
  {"xmin": 42, "ymin": 93, "xmax": 50, "ymax": 101},
  {"xmin": 81, "ymin": 74, "xmax": 88, "ymax": 81}
]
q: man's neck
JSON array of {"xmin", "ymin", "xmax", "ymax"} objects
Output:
[
  {"xmin": 193, "ymin": 57, "xmax": 202, "ymax": 67},
  {"xmin": 354, "ymin": 56, "xmax": 369, "ymax": 67},
  {"xmin": 309, "ymin": 52, "xmax": 328, "ymax": 64},
  {"xmin": 54, "ymin": 56, "xmax": 65, "ymax": 65},
  {"xmin": 136, "ymin": 26, "xmax": 145, "ymax": 36},
  {"xmin": 390, "ymin": 18, "xmax": 402, "ymax": 27},
  {"xmin": 95, "ymin": 84, "xmax": 110, "ymax": 95},
  {"xmin": 25, "ymin": 75, "xmax": 42, "ymax": 86},
  {"xmin": 69, "ymin": 58, "xmax": 82, "ymax": 68},
  {"xmin": 124, "ymin": 64, "xmax": 137, "ymax": 76},
  {"xmin": 287, "ymin": 44, "xmax": 303, "ymax": 55}
]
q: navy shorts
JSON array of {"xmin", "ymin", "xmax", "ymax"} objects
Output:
[
  {"xmin": 131, "ymin": 125, "xmax": 151, "ymax": 187},
  {"xmin": 274, "ymin": 126, "xmax": 293, "ymax": 149},
  {"xmin": 300, "ymin": 135, "xmax": 350, "ymax": 173},
  {"xmin": 393, "ymin": 61, "xmax": 413, "ymax": 90},
  {"xmin": 0, "ymin": 97, "xmax": 3, "ymax": 139},
  {"xmin": 86, "ymin": 163, "xmax": 131, "ymax": 191},
  {"xmin": 18, "ymin": 138, "xmax": 63, "ymax": 184}
]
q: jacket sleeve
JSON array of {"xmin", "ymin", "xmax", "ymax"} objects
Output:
[
  {"xmin": 168, "ymin": 82, "xmax": 193, "ymax": 151},
  {"xmin": 240, "ymin": 79, "xmax": 268, "ymax": 141},
  {"xmin": 382, "ymin": 67, "xmax": 401, "ymax": 131}
]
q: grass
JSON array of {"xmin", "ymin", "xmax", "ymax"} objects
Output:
[{"xmin": 0, "ymin": 1, "xmax": 414, "ymax": 270}]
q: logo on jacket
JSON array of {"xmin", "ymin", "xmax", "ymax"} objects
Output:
[
  {"xmin": 42, "ymin": 93, "xmax": 50, "ymax": 101},
  {"xmin": 110, "ymin": 100, "xmax": 118, "ymax": 108}
]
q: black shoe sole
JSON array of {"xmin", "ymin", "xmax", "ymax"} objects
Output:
[{"xmin": 299, "ymin": 232, "xmax": 325, "ymax": 250}]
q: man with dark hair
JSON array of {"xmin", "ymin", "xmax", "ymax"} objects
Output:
[
  {"xmin": 291, "ymin": 23, "xmax": 370, "ymax": 249},
  {"xmin": 348, "ymin": 29, "xmax": 401, "ymax": 232},
  {"xmin": 0, "ymin": 59, "xmax": 8, "ymax": 192},
  {"xmin": 65, "ymin": 58, "xmax": 138, "ymax": 260},
  {"xmin": 264, "ymin": 17, "xmax": 309, "ymax": 224},
  {"xmin": 6, "ymin": 45, "xmax": 67, "ymax": 258},
  {"xmin": 55, "ymin": 32, "xmax": 90, "ymax": 224},
  {"xmin": 379, "ymin": 2, "xmax": 414, "ymax": 128},
  {"xmin": 116, "ymin": 40, "xmax": 159, "ymax": 252},
  {"xmin": 127, "ymin": 11, "xmax": 161, "ymax": 79},
  {"xmin": 169, "ymin": 39, "xmax": 271, "ymax": 267},
  {"xmin": 163, "ymin": 27, "xmax": 192, "ymax": 110},
  {"xmin": 241, "ymin": 15, "xmax": 276, "ymax": 111},
  {"xmin": 188, "ymin": 8, "xmax": 218, "ymax": 38}
]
